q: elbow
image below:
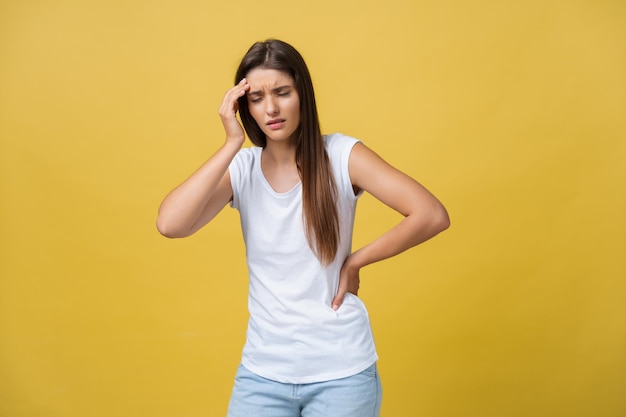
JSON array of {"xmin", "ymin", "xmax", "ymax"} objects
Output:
[
  {"xmin": 421, "ymin": 202, "xmax": 450, "ymax": 238},
  {"xmin": 156, "ymin": 216, "xmax": 189, "ymax": 239},
  {"xmin": 156, "ymin": 220, "xmax": 176, "ymax": 238},
  {"xmin": 436, "ymin": 204, "xmax": 451, "ymax": 233}
]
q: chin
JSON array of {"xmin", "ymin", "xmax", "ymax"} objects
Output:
[{"xmin": 265, "ymin": 130, "xmax": 298, "ymax": 143}]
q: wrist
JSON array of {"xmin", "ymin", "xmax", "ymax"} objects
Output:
[
  {"xmin": 345, "ymin": 250, "xmax": 366, "ymax": 271},
  {"xmin": 223, "ymin": 137, "xmax": 244, "ymax": 151},
  {"xmin": 350, "ymin": 244, "xmax": 379, "ymax": 270}
]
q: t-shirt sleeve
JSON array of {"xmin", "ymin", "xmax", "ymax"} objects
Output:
[
  {"xmin": 228, "ymin": 148, "xmax": 254, "ymax": 210},
  {"xmin": 325, "ymin": 133, "xmax": 363, "ymax": 200}
]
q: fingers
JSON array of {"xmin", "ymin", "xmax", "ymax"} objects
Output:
[
  {"xmin": 218, "ymin": 79, "xmax": 249, "ymax": 143},
  {"xmin": 219, "ymin": 78, "xmax": 249, "ymax": 118},
  {"xmin": 332, "ymin": 291, "xmax": 345, "ymax": 311},
  {"xmin": 332, "ymin": 284, "xmax": 360, "ymax": 311},
  {"xmin": 332, "ymin": 262, "xmax": 360, "ymax": 311}
]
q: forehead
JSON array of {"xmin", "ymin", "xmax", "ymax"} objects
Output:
[{"xmin": 245, "ymin": 68, "xmax": 295, "ymax": 89}]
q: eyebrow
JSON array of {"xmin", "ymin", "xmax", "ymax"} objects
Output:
[{"xmin": 248, "ymin": 85, "xmax": 292, "ymax": 96}]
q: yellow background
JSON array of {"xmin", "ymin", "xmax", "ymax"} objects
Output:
[{"xmin": 1, "ymin": 0, "xmax": 625, "ymax": 416}]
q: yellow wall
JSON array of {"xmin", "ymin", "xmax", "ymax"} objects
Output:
[{"xmin": 1, "ymin": 0, "xmax": 624, "ymax": 416}]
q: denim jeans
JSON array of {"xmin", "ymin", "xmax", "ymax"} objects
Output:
[{"xmin": 226, "ymin": 363, "xmax": 382, "ymax": 417}]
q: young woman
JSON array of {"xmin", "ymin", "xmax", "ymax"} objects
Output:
[{"xmin": 157, "ymin": 39, "xmax": 449, "ymax": 417}]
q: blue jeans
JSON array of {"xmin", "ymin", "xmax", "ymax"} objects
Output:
[{"xmin": 226, "ymin": 363, "xmax": 382, "ymax": 417}]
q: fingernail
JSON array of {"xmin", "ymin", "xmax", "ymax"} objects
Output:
[{"xmin": 332, "ymin": 304, "xmax": 339, "ymax": 311}]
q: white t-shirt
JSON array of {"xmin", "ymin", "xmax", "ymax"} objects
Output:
[{"xmin": 229, "ymin": 132, "xmax": 378, "ymax": 384}]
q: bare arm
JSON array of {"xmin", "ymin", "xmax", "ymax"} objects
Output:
[
  {"xmin": 156, "ymin": 79, "xmax": 250, "ymax": 238},
  {"xmin": 332, "ymin": 142, "xmax": 450, "ymax": 309}
]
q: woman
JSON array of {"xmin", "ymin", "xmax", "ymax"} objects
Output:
[{"xmin": 157, "ymin": 39, "xmax": 449, "ymax": 417}]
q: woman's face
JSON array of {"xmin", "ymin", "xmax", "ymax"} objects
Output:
[{"xmin": 245, "ymin": 68, "xmax": 300, "ymax": 144}]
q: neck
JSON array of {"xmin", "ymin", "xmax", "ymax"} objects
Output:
[
  {"xmin": 263, "ymin": 138, "xmax": 297, "ymax": 166},
  {"xmin": 260, "ymin": 138, "xmax": 301, "ymax": 192}
]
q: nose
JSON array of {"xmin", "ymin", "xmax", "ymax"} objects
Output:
[{"xmin": 265, "ymin": 96, "xmax": 279, "ymax": 116}]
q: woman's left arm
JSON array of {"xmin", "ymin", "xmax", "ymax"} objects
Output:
[{"xmin": 332, "ymin": 142, "xmax": 450, "ymax": 310}]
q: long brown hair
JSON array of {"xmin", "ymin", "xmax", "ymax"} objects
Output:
[{"xmin": 235, "ymin": 39, "xmax": 339, "ymax": 265}]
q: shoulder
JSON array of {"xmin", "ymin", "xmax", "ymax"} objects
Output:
[
  {"xmin": 235, "ymin": 145, "xmax": 261, "ymax": 160},
  {"xmin": 231, "ymin": 146, "xmax": 261, "ymax": 167},
  {"xmin": 323, "ymin": 132, "xmax": 361, "ymax": 148},
  {"xmin": 323, "ymin": 132, "xmax": 361, "ymax": 157},
  {"xmin": 229, "ymin": 146, "xmax": 261, "ymax": 183},
  {"xmin": 322, "ymin": 133, "xmax": 363, "ymax": 195}
]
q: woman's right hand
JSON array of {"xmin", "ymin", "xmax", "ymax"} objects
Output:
[{"xmin": 218, "ymin": 78, "xmax": 250, "ymax": 147}]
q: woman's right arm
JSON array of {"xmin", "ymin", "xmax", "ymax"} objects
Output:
[{"xmin": 156, "ymin": 78, "xmax": 250, "ymax": 238}]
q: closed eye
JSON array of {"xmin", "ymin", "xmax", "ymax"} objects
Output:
[{"xmin": 248, "ymin": 85, "xmax": 293, "ymax": 103}]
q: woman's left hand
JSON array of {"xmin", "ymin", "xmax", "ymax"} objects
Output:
[{"xmin": 332, "ymin": 256, "xmax": 360, "ymax": 311}]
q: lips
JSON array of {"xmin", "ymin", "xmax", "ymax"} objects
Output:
[{"xmin": 266, "ymin": 118, "xmax": 286, "ymax": 130}]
